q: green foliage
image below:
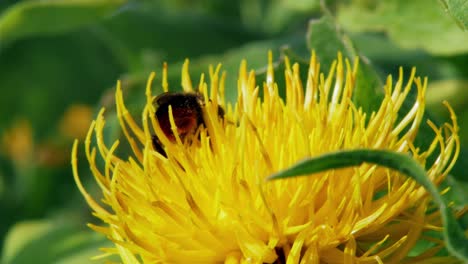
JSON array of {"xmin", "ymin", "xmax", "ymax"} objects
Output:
[
  {"xmin": 0, "ymin": 0, "xmax": 126, "ymax": 45},
  {"xmin": 0, "ymin": 0, "xmax": 466, "ymax": 262},
  {"xmin": 1, "ymin": 220, "xmax": 116, "ymax": 264},
  {"xmin": 337, "ymin": 0, "xmax": 468, "ymax": 55},
  {"xmin": 441, "ymin": 0, "xmax": 468, "ymax": 30}
]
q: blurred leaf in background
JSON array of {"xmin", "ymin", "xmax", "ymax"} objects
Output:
[
  {"xmin": 1, "ymin": 219, "xmax": 118, "ymax": 264},
  {"xmin": 0, "ymin": 0, "xmax": 126, "ymax": 45},
  {"xmin": 336, "ymin": 0, "xmax": 468, "ymax": 55},
  {"xmin": 0, "ymin": 0, "xmax": 467, "ymax": 262}
]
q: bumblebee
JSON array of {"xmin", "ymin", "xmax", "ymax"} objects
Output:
[{"xmin": 152, "ymin": 92, "xmax": 224, "ymax": 156}]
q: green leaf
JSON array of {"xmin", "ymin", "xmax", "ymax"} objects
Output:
[
  {"xmin": 336, "ymin": 0, "xmax": 468, "ymax": 55},
  {"xmin": 238, "ymin": 0, "xmax": 320, "ymax": 35},
  {"xmin": 1, "ymin": 220, "xmax": 115, "ymax": 264},
  {"xmin": 100, "ymin": 7, "xmax": 262, "ymax": 73},
  {"xmin": 268, "ymin": 149, "xmax": 468, "ymax": 261},
  {"xmin": 307, "ymin": 15, "xmax": 383, "ymax": 114},
  {"xmin": 0, "ymin": 0, "xmax": 126, "ymax": 45},
  {"xmin": 441, "ymin": 0, "xmax": 468, "ymax": 31}
]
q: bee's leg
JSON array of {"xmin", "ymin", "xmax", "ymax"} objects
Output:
[{"xmin": 151, "ymin": 135, "xmax": 167, "ymax": 157}]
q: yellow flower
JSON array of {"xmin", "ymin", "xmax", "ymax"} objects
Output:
[
  {"xmin": 72, "ymin": 52, "xmax": 460, "ymax": 263},
  {"xmin": 59, "ymin": 104, "xmax": 93, "ymax": 140},
  {"xmin": 2, "ymin": 119, "xmax": 33, "ymax": 165}
]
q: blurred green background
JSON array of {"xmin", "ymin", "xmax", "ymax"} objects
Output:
[{"xmin": 0, "ymin": 0, "xmax": 467, "ymax": 263}]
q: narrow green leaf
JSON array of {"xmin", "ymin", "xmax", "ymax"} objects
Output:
[
  {"xmin": 0, "ymin": 0, "xmax": 126, "ymax": 45},
  {"xmin": 268, "ymin": 149, "xmax": 468, "ymax": 261}
]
